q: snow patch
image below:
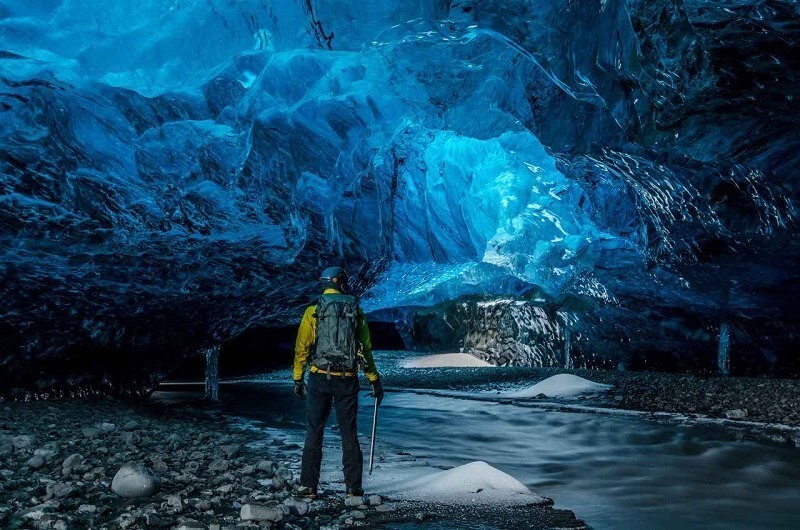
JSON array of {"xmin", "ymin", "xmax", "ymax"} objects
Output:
[
  {"xmin": 506, "ymin": 374, "xmax": 611, "ymax": 398},
  {"xmin": 376, "ymin": 461, "xmax": 547, "ymax": 505},
  {"xmin": 402, "ymin": 353, "xmax": 493, "ymax": 368}
]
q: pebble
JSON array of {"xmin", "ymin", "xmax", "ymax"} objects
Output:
[
  {"xmin": 350, "ymin": 510, "xmax": 366, "ymax": 520},
  {"xmin": 240, "ymin": 503, "xmax": 284, "ymax": 522},
  {"xmin": 725, "ymin": 409, "xmax": 748, "ymax": 420},
  {"xmin": 366, "ymin": 494, "xmax": 382, "ymax": 506},
  {"xmin": 375, "ymin": 503, "xmax": 397, "ymax": 513},
  {"xmin": 77, "ymin": 504, "xmax": 98, "ymax": 514},
  {"xmin": 12, "ymin": 434, "xmax": 35, "ymax": 450},
  {"xmin": 111, "ymin": 462, "xmax": 161, "ymax": 498},
  {"xmin": 81, "ymin": 427, "xmax": 102, "ymax": 439},
  {"xmin": 62, "ymin": 453, "xmax": 83, "ymax": 474},
  {"xmin": 123, "ymin": 420, "xmax": 140, "ymax": 431}
]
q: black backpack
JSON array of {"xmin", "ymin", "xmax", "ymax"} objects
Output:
[{"xmin": 312, "ymin": 294, "xmax": 360, "ymax": 372}]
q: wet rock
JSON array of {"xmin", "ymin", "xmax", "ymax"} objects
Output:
[
  {"xmin": 366, "ymin": 494, "xmax": 382, "ymax": 506},
  {"xmin": 725, "ymin": 409, "xmax": 748, "ymax": 420},
  {"xmin": 271, "ymin": 474, "xmax": 287, "ymax": 490},
  {"xmin": 82, "ymin": 427, "xmax": 102, "ymax": 439},
  {"xmin": 219, "ymin": 444, "xmax": 240, "ymax": 458},
  {"xmin": 27, "ymin": 455, "xmax": 46, "ymax": 470},
  {"xmin": 283, "ymin": 497, "xmax": 309, "ymax": 516},
  {"xmin": 173, "ymin": 521, "xmax": 206, "ymax": 529},
  {"xmin": 111, "ymin": 462, "xmax": 161, "ymax": 498},
  {"xmin": 62, "ymin": 453, "xmax": 83, "ymax": 475},
  {"xmin": 167, "ymin": 493, "xmax": 184, "ymax": 510},
  {"xmin": 47, "ymin": 482, "xmax": 77, "ymax": 498},
  {"xmin": 255, "ymin": 460, "xmax": 275, "ymax": 476},
  {"xmin": 34, "ymin": 442, "xmax": 60, "ymax": 460},
  {"xmin": 12, "ymin": 434, "xmax": 35, "ymax": 450},
  {"xmin": 344, "ymin": 495, "xmax": 365, "ymax": 507},
  {"xmin": 240, "ymin": 503, "xmax": 284, "ymax": 522},
  {"xmin": 123, "ymin": 420, "xmax": 140, "ymax": 431},
  {"xmin": 208, "ymin": 459, "xmax": 229, "ymax": 473}
]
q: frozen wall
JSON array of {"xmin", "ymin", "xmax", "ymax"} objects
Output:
[{"xmin": 0, "ymin": 0, "xmax": 798, "ymax": 392}]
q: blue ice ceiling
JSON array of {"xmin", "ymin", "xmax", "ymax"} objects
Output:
[{"xmin": 1, "ymin": 0, "xmax": 798, "ymax": 379}]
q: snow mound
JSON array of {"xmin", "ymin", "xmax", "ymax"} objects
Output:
[
  {"xmin": 506, "ymin": 374, "xmax": 612, "ymax": 398},
  {"xmin": 402, "ymin": 353, "xmax": 492, "ymax": 368},
  {"xmin": 379, "ymin": 461, "xmax": 546, "ymax": 505}
]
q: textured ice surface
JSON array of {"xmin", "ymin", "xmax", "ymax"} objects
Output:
[
  {"xmin": 505, "ymin": 374, "xmax": 612, "ymax": 399},
  {"xmin": 1, "ymin": 1, "xmax": 799, "ymax": 389}
]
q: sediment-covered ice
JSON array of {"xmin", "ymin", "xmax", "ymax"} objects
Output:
[
  {"xmin": 402, "ymin": 353, "xmax": 493, "ymax": 369},
  {"xmin": 374, "ymin": 461, "xmax": 547, "ymax": 505},
  {"xmin": 505, "ymin": 374, "xmax": 611, "ymax": 398}
]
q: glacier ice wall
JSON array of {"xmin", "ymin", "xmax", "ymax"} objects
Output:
[{"xmin": 0, "ymin": 0, "xmax": 798, "ymax": 392}]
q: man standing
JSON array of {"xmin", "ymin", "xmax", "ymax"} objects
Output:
[{"xmin": 292, "ymin": 266, "xmax": 384, "ymax": 499}]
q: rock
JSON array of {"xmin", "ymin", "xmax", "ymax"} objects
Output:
[
  {"xmin": 123, "ymin": 420, "xmax": 140, "ymax": 431},
  {"xmin": 375, "ymin": 503, "xmax": 397, "ymax": 513},
  {"xmin": 99, "ymin": 422, "xmax": 116, "ymax": 432},
  {"xmin": 208, "ymin": 459, "xmax": 229, "ymax": 473},
  {"xmin": 122, "ymin": 431, "xmax": 141, "ymax": 446},
  {"xmin": 0, "ymin": 442, "xmax": 12, "ymax": 456},
  {"xmin": 77, "ymin": 504, "xmax": 98, "ymax": 514},
  {"xmin": 34, "ymin": 442, "xmax": 60, "ymax": 460},
  {"xmin": 144, "ymin": 512, "xmax": 161, "ymax": 527},
  {"xmin": 351, "ymin": 510, "xmax": 366, "ymax": 519},
  {"xmin": 53, "ymin": 520, "xmax": 69, "ymax": 530},
  {"xmin": 62, "ymin": 453, "xmax": 83, "ymax": 474},
  {"xmin": 27, "ymin": 455, "xmax": 46, "ymax": 470},
  {"xmin": 111, "ymin": 462, "xmax": 161, "ymax": 498},
  {"xmin": 240, "ymin": 464, "xmax": 255, "ymax": 475},
  {"xmin": 344, "ymin": 495, "xmax": 365, "ymax": 507},
  {"xmin": 47, "ymin": 482, "xmax": 77, "ymax": 498},
  {"xmin": 725, "ymin": 409, "xmax": 748, "ymax": 420},
  {"xmin": 219, "ymin": 444, "xmax": 240, "ymax": 458},
  {"xmin": 283, "ymin": 497, "xmax": 309, "ymax": 516},
  {"xmin": 12, "ymin": 434, "xmax": 35, "ymax": 450},
  {"xmin": 271, "ymin": 474, "xmax": 287, "ymax": 490},
  {"xmin": 216, "ymin": 484, "xmax": 233, "ymax": 494},
  {"xmin": 240, "ymin": 503, "xmax": 284, "ymax": 522},
  {"xmin": 255, "ymin": 460, "xmax": 275, "ymax": 475},
  {"xmin": 173, "ymin": 522, "xmax": 206, "ymax": 530},
  {"xmin": 167, "ymin": 494, "xmax": 184, "ymax": 509},
  {"xmin": 366, "ymin": 494, "xmax": 382, "ymax": 506},
  {"xmin": 81, "ymin": 427, "xmax": 102, "ymax": 439}
]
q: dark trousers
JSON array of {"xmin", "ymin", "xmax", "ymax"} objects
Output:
[{"xmin": 300, "ymin": 372, "xmax": 363, "ymax": 492}]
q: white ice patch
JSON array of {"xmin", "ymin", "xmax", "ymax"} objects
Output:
[
  {"xmin": 373, "ymin": 461, "xmax": 546, "ymax": 505},
  {"xmin": 402, "ymin": 353, "xmax": 492, "ymax": 368},
  {"xmin": 505, "ymin": 374, "xmax": 611, "ymax": 398}
]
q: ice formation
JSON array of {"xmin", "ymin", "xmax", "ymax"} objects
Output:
[{"xmin": 0, "ymin": 1, "xmax": 798, "ymax": 391}]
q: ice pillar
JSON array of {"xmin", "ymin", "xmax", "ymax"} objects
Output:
[
  {"xmin": 204, "ymin": 345, "xmax": 220, "ymax": 401},
  {"xmin": 717, "ymin": 321, "xmax": 730, "ymax": 376}
]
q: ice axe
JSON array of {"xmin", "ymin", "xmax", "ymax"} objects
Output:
[{"xmin": 368, "ymin": 393, "xmax": 378, "ymax": 475}]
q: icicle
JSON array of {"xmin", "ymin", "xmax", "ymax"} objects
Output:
[
  {"xmin": 204, "ymin": 345, "xmax": 220, "ymax": 401},
  {"xmin": 717, "ymin": 321, "xmax": 730, "ymax": 375}
]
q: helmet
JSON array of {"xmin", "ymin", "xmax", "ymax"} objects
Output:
[{"xmin": 319, "ymin": 266, "xmax": 349, "ymax": 292}]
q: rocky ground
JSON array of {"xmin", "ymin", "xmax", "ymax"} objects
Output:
[{"xmin": 0, "ymin": 398, "xmax": 586, "ymax": 530}]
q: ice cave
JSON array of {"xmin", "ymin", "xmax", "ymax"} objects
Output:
[{"xmin": 1, "ymin": 1, "xmax": 799, "ymax": 529}]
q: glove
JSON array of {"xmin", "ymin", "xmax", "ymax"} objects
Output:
[
  {"xmin": 293, "ymin": 380, "xmax": 307, "ymax": 399},
  {"xmin": 370, "ymin": 379, "xmax": 384, "ymax": 406}
]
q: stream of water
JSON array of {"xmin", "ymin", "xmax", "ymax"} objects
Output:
[{"xmin": 173, "ymin": 351, "xmax": 800, "ymax": 529}]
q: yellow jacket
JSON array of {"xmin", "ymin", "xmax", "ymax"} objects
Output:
[{"xmin": 293, "ymin": 288, "xmax": 380, "ymax": 383}]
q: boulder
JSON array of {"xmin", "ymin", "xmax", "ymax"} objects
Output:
[{"xmin": 111, "ymin": 463, "xmax": 161, "ymax": 498}]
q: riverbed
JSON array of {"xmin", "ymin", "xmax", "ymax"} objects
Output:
[{"xmin": 199, "ymin": 350, "xmax": 800, "ymax": 530}]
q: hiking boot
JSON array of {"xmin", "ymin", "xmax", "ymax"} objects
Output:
[
  {"xmin": 296, "ymin": 485, "xmax": 318, "ymax": 500},
  {"xmin": 346, "ymin": 487, "xmax": 364, "ymax": 497}
]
